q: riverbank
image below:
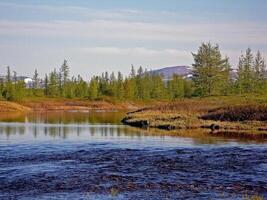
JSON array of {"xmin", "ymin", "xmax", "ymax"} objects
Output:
[
  {"xmin": 0, "ymin": 101, "xmax": 31, "ymax": 112},
  {"xmin": 0, "ymin": 97, "xmax": 144, "ymax": 112},
  {"xmin": 122, "ymin": 96, "xmax": 267, "ymax": 137},
  {"xmin": 1, "ymin": 96, "xmax": 267, "ymax": 137}
]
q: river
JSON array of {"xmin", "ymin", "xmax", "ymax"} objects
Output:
[{"xmin": 0, "ymin": 111, "xmax": 266, "ymax": 199}]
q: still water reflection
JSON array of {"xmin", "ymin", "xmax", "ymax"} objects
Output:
[{"xmin": 0, "ymin": 111, "xmax": 265, "ymax": 145}]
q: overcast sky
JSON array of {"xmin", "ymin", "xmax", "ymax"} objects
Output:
[{"xmin": 0, "ymin": 0, "xmax": 267, "ymax": 78}]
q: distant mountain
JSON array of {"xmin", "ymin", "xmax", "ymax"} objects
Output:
[
  {"xmin": 150, "ymin": 66, "xmax": 193, "ymax": 80},
  {"xmin": 150, "ymin": 66, "xmax": 247, "ymax": 81}
]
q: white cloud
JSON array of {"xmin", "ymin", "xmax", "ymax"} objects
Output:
[
  {"xmin": 80, "ymin": 47, "xmax": 186, "ymax": 56},
  {"xmin": 0, "ymin": 19, "xmax": 266, "ymax": 45}
]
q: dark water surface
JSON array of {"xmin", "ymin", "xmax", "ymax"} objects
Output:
[{"xmin": 0, "ymin": 111, "xmax": 266, "ymax": 200}]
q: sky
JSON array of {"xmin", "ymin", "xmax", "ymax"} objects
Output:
[{"xmin": 0, "ymin": 0, "xmax": 267, "ymax": 78}]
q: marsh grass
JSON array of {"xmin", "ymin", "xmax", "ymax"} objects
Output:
[
  {"xmin": 123, "ymin": 96, "xmax": 267, "ymax": 137},
  {"xmin": 202, "ymin": 105, "xmax": 267, "ymax": 121}
]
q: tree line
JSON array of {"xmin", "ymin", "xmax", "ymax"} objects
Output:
[
  {"xmin": 0, "ymin": 43, "xmax": 266, "ymax": 102},
  {"xmin": 192, "ymin": 43, "xmax": 266, "ymax": 96}
]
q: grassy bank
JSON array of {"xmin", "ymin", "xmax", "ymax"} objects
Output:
[
  {"xmin": 122, "ymin": 96, "xmax": 267, "ymax": 137},
  {"xmin": 0, "ymin": 100, "xmax": 31, "ymax": 112},
  {"xmin": 0, "ymin": 97, "xmax": 145, "ymax": 112}
]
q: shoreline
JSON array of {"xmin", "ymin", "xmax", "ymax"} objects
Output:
[
  {"xmin": 1, "ymin": 97, "xmax": 267, "ymax": 139},
  {"xmin": 0, "ymin": 98, "xmax": 142, "ymax": 113}
]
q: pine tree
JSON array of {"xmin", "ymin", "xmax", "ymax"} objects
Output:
[
  {"xmin": 88, "ymin": 77, "xmax": 99, "ymax": 100},
  {"xmin": 236, "ymin": 48, "xmax": 254, "ymax": 94},
  {"xmin": 13, "ymin": 71, "xmax": 17, "ymax": 84},
  {"xmin": 253, "ymin": 51, "xmax": 266, "ymax": 92},
  {"xmin": 6, "ymin": 66, "xmax": 11, "ymax": 82},
  {"xmin": 192, "ymin": 43, "xmax": 231, "ymax": 96},
  {"xmin": 237, "ymin": 56, "xmax": 244, "ymax": 94},
  {"xmin": 151, "ymin": 74, "xmax": 165, "ymax": 99},
  {"xmin": 0, "ymin": 79, "xmax": 4, "ymax": 98},
  {"xmin": 184, "ymin": 79, "xmax": 193, "ymax": 98},
  {"xmin": 124, "ymin": 77, "xmax": 136, "ymax": 100},
  {"xmin": 136, "ymin": 66, "xmax": 144, "ymax": 99},
  {"xmin": 109, "ymin": 72, "xmax": 117, "ymax": 96},
  {"xmin": 75, "ymin": 75, "xmax": 88, "ymax": 98},
  {"xmin": 33, "ymin": 69, "xmax": 39, "ymax": 95},
  {"xmin": 44, "ymin": 74, "xmax": 49, "ymax": 96},
  {"xmin": 243, "ymin": 48, "xmax": 254, "ymax": 92},
  {"xmin": 48, "ymin": 69, "xmax": 59, "ymax": 97},
  {"xmin": 14, "ymin": 80, "xmax": 26, "ymax": 102},
  {"xmin": 141, "ymin": 72, "xmax": 151, "ymax": 100},
  {"xmin": 98, "ymin": 72, "xmax": 108, "ymax": 96},
  {"xmin": 219, "ymin": 56, "xmax": 232, "ymax": 95},
  {"xmin": 61, "ymin": 60, "xmax": 70, "ymax": 84},
  {"xmin": 130, "ymin": 65, "xmax": 136, "ymax": 78},
  {"xmin": 13, "ymin": 71, "xmax": 18, "ymax": 97},
  {"xmin": 3, "ymin": 66, "xmax": 14, "ymax": 100},
  {"xmin": 137, "ymin": 66, "xmax": 143, "ymax": 77},
  {"xmin": 116, "ymin": 71, "xmax": 124, "ymax": 99},
  {"xmin": 167, "ymin": 74, "xmax": 185, "ymax": 99}
]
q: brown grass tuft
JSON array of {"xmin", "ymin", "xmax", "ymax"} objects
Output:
[{"xmin": 202, "ymin": 105, "xmax": 267, "ymax": 122}]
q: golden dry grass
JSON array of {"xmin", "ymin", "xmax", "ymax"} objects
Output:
[
  {"xmin": 20, "ymin": 97, "xmax": 140, "ymax": 111},
  {"xmin": 123, "ymin": 96, "xmax": 267, "ymax": 136},
  {"xmin": 0, "ymin": 101, "xmax": 31, "ymax": 112},
  {"xmin": 0, "ymin": 97, "xmax": 143, "ymax": 113}
]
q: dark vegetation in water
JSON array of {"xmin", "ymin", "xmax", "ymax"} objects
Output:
[{"xmin": 201, "ymin": 105, "xmax": 267, "ymax": 122}]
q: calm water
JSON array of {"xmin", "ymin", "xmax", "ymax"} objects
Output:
[{"xmin": 0, "ymin": 111, "xmax": 266, "ymax": 200}]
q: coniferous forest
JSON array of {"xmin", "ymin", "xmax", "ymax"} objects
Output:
[{"xmin": 0, "ymin": 43, "xmax": 266, "ymax": 102}]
